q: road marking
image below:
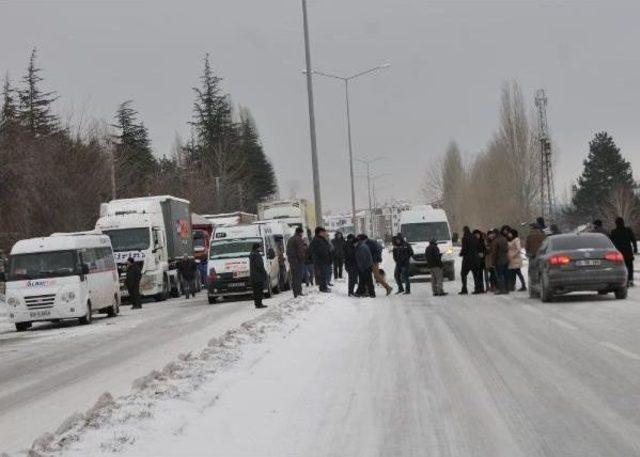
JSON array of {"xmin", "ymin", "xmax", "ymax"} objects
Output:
[
  {"xmin": 599, "ymin": 341, "xmax": 640, "ymax": 361},
  {"xmin": 550, "ymin": 318, "xmax": 578, "ymax": 331}
]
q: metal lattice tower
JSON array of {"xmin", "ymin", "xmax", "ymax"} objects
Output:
[{"xmin": 534, "ymin": 89, "xmax": 556, "ymax": 220}]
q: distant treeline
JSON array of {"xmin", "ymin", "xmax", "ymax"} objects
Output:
[{"xmin": 0, "ymin": 49, "xmax": 278, "ymax": 250}]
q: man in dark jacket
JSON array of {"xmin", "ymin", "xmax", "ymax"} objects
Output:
[
  {"xmin": 492, "ymin": 227, "xmax": 510, "ymax": 294},
  {"xmin": 364, "ymin": 235, "xmax": 392, "ymax": 295},
  {"xmin": 286, "ymin": 227, "xmax": 307, "ymax": 298},
  {"xmin": 355, "ymin": 235, "xmax": 375, "ymax": 297},
  {"xmin": 459, "ymin": 226, "xmax": 478, "ymax": 295},
  {"xmin": 392, "ymin": 233, "xmax": 413, "ymax": 294},
  {"xmin": 610, "ymin": 217, "xmax": 638, "ymax": 286},
  {"xmin": 125, "ymin": 257, "xmax": 142, "ymax": 309},
  {"xmin": 177, "ymin": 255, "xmax": 198, "ymax": 299},
  {"xmin": 425, "ymin": 239, "xmax": 446, "ymax": 296},
  {"xmin": 249, "ymin": 243, "xmax": 268, "ymax": 309},
  {"xmin": 309, "ymin": 227, "xmax": 332, "ymax": 292},
  {"xmin": 331, "ymin": 231, "xmax": 346, "ymax": 280},
  {"xmin": 344, "ymin": 234, "xmax": 359, "ymax": 296}
]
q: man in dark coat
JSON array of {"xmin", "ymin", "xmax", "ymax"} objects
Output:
[
  {"xmin": 249, "ymin": 243, "xmax": 268, "ymax": 309},
  {"xmin": 425, "ymin": 239, "xmax": 446, "ymax": 296},
  {"xmin": 458, "ymin": 226, "xmax": 478, "ymax": 295},
  {"xmin": 177, "ymin": 254, "xmax": 198, "ymax": 299},
  {"xmin": 492, "ymin": 227, "xmax": 510, "ymax": 294},
  {"xmin": 125, "ymin": 257, "xmax": 142, "ymax": 309},
  {"xmin": 286, "ymin": 227, "xmax": 307, "ymax": 298},
  {"xmin": 610, "ymin": 217, "xmax": 638, "ymax": 286},
  {"xmin": 344, "ymin": 234, "xmax": 359, "ymax": 296},
  {"xmin": 309, "ymin": 227, "xmax": 332, "ymax": 292},
  {"xmin": 355, "ymin": 235, "xmax": 375, "ymax": 297},
  {"xmin": 392, "ymin": 233, "xmax": 413, "ymax": 294},
  {"xmin": 331, "ymin": 231, "xmax": 346, "ymax": 280}
]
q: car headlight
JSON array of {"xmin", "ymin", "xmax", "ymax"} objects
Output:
[
  {"xmin": 7, "ymin": 296, "xmax": 20, "ymax": 307},
  {"xmin": 61, "ymin": 291, "xmax": 76, "ymax": 303},
  {"xmin": 446, "ymin": 247, "xmax": 454, "ymax": 255}
]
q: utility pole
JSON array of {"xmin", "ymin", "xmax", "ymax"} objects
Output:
[
  {"xmin": 356, "ymin": 157, "xmax": 386, "ymax": 238},
  {"xmin": 301, "ymin": 0, "xmax": 323, "ymax": 226},
  {"xmin": 535, "ymin": 89, "xmax": 555, "ymax": 221},
  {"xmin": 109, "ymin": 144, "xmax": 117, "ymax": 200}
]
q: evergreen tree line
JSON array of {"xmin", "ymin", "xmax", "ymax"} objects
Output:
[
  {"xmin": 0, "ymin": 49, "xmax": 278, "ymax": 250},
  {"xmin": 423, "ymin": 81, "xmax": 640, "ymax": 233}
]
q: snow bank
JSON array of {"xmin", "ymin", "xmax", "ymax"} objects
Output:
[{"xmin": 12, "ymin": 293, "xmax": 321, "ymax": 457}]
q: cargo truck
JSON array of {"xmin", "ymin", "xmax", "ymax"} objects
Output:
[
  {"xmin": 257, "ymin": 199, "xmax": 315, "ymax": 240},
  {"xmin": 95, "ymin": 196, "xmax": 192, "ymax": 300}
]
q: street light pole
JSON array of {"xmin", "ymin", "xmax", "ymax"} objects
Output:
[
  {"xmin": 356, "ymin": 156, "xmax": 386, "ymax": 238},
  {"xmin": 301, "ymin": 0, "xmax": 323, "ymax": 226}
]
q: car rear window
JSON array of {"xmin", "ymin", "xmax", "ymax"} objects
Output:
[{"xmin": 550, "ymin": 235, "xmax": 613, "ymax": 251}]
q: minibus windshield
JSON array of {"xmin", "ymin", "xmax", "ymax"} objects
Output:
[
  {"xmin": 401, "ymin": 222, "xmax": 451, "ymax": 243},
  {"xmin": 210, "ymin": 238, "xmax": 263, "ymax": 259},
  {"xmin": 8, "ymin": 250, "xmax": 78, "ymax": 281},
  {"xmin": 103, "ymin": 228, "xmax": 150, "ymax": 252}
]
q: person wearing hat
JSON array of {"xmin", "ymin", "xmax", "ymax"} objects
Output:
[
  {"xmin": 125, "ymin": 257, "xmax": 142, "ymax": 309},
  {"xmin": 249, "ymin": 242, "xmax": 268, "ymax": 309},
  {"xmin": 286, "ymin": 226, "xmax": 307, "ymax": 298}
]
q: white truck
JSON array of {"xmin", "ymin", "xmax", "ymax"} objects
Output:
[
  {"xmin": 257, "ymin": 199, "xmax": 316, "ymax": 240},
  {"xmin": 95, "ymin": 196, "xmax": 192, "ymax": 300},
  {"xmin": 399, "ymin": 205, "xmax": 456, "ymax": 280}
]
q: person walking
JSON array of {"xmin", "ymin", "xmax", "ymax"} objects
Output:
[
  {"xmin": 309, "ymin": 227, "xmax": 332, "ymax": 292},
  {"xmin": 125, "ymin": 257, "xmax": 142, "ymax": 309},
  {"xmin": 610, "ymin": 217, "xmax": 638, "ymax": 286},
  {"xmin": 392, "ymin": 233, "xmax": 413, "ymax": 294},
  {"xmin": 303, "ymin": 241, "xmax": 314, "ymax": 287},
  {"xmin": 286, "ymin": 227, "xmax": 307, "ymax": 298},
  {"xmin": 507, "ymin": 229, "xmax": 526, "ymax": 291},
  {"xmin": 177, "ymin": 254, "xmax": 198, "ymax": 298},
  {"xmin": 355, "ymin": 235, "xmax": 375, "ymax": 297},
  {"xmin": 458, "ymin": 226, "xmax": 478, "ymax": 295},
  {"xmin": 331, "ymin": 231, "xmax": 346, "ymax": 280},
  {"xmin": 363, "ymin": 235, "xmax": 392, "ymax": 296},
  {"xmin": 472, "ymin": 230, "xmax": 486, "ymax": 294},
  {"xmin": 344, "ymin": 234, "xmax": 359, "ymax": 296},
  {"xmin": 425, "ymin": 238, "xmax": 447, "ymax": 296},
  {"xmin": 485, "ymin": 230, "xmax": 497, "ymax": 292},
  {"xmin": 249, "ymin": 243, "xmax": 268, "ymax": 309},
  {"xmin": 492, "ymin": 228, "xmax": 510, "ymax": 294}
]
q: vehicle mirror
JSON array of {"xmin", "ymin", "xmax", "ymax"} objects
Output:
[{"xmin": 267, "ymin": 248, "xmax": 276, "ymax": 260}]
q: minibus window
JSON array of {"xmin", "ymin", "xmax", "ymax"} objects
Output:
[{"xmin": 8, "ymin": 251, "xmax": 78, "ymax": 281}]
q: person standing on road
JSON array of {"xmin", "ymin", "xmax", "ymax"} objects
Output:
[
  {"xmin": 303, "ymin": 240, "xmax": 314, "ymax": 287},
  {"xmin": 472, "ymin": 230, "xmax": 486, "ymax": 294},
  {"xmin": 485, "ymin": 230, "xmax": 497, "ymax": 292},
  {"xmin": 492, "ymin": 228, "xmax": 510, "ymax": 294},
  {"xmin": 286, "ymin": 227, "xmax": 307, "ymax": 298},
  {"xmin": 392, "ymin": 233, "xmax": 413, "ymax": 295},
  {"xmin": 507, "ymin": 230, "xmax": 526, "ymax": 291},
  {"xmin": 125, "ymin": 257, "xmax": 142, "ymax": 309},
  {"xmin": 364, "ymin": 235, "xmax": 392, "ymax": 296},
  {"xmin": 309, "ymin": 227, "xmax": 332, "ymax": 292},
  {"xmin": 355, "ymin": 235, "xmax": 375, "ymax": 297},
  {"xmin": 249, "ymin": 243, "xmax": 268, "ymax": 309},
  {"xmin": 525, "ymin": 220, "xmax": 547, "ymax": 284},
  {"xmin": 331, "ymin": 231, "xmax": 346, "ymax": 281},
  {"xmin": 425, "ymin": 238, "xmax": 447, "ymax": 296},
  {"xmin": 178, "ymin": 255, "xmax": 198, "ymax": 299},
  {"xmin": 459, "ymin": 226, "xmax": 478, "ymax": 295},
  {"xmin": 610, "ymin": 217, "xmax": 638, "ymax": 287},
  {"xmin": 344, "ymin": 234, "xmax": 359, "ymax": 296}
]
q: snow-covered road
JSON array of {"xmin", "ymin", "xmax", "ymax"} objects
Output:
[{"xmin": 3, "ymin": 272, "xmax": 640, "ymax": 456}]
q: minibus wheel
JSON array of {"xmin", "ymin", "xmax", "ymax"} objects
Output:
[
  {"xmin": 15, "ymin": 322, "xmax": 31, "ymax": 332},
  {"xmin": 79, "ymin": 302, "xmax": 92, "ymax": 325}
]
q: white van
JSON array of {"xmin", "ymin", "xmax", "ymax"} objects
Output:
[
  {"xmin": 2, "ymin": 233, "xmax": 120, "ymax": 331},
  {"xmin": 399, "ymin": 205, "xmax": 456, "ymax": 280},
  {"xmin": 207, "ymin": 224, "xmax": 280, "ymax": 304},
  {"xmin": 254, "ymin": 220, "xmax": 293, "ymax": 291}
]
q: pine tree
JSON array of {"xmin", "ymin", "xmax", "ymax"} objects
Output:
[
  {"xmin": 1, "ymin": 75, "xmax": 18, "ymax": 128},
  {"xmin": 112, "ymin": 100, "xmax": 156, "ymax": 196},
  {"xmin": 571, "ymin": 131, "xmax": 636, "ymax": 220},
  {"xmin": 18, "ymin": 48, "xmax": 58, "ymax": 135}
]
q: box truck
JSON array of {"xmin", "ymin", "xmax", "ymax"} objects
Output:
[
  {"xmin": 257, "ymin": 199, "xmax": 315, "ymax": 240},
  {"xmin": 96, "ymin": 196, "xmax": 192, "ymax": 300}
]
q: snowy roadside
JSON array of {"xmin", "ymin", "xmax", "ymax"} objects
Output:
[{"xmin": 9, "ymin": 292, "xmax": 322, "ymax": 457}]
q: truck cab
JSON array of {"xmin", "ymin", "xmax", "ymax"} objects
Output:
[{"xmin": 399, "ymin": 205, "xmax": 456, "ymax": 280}]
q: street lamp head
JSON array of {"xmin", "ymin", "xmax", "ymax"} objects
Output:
[{"xmin": 380, "ymin": 63, "xmax": 391, "ymax": 69}]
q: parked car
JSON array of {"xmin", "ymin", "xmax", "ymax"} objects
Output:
[{"xmin": 528, "ymin": 233, "xmax": 628, "ymax": 302}]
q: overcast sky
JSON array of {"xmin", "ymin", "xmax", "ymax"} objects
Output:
[{"xmin": 2, "ymin": 0, "xmax": 639, "ymax": 214}]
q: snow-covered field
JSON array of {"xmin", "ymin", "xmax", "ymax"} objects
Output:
[{"xmin": 3, "ymin": 257, "xmax": 640, "ymax": 456}]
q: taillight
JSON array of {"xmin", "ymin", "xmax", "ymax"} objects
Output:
[
  {"xmin": 604, "ymin": 252, "xmax": 624, "ymax": 262},
  {"xmin": 549, "ymin": 255, "xmax": 571, "ymax": 266},
  {"xmin": 208, "ymin": 268, "xmax": 217, "ymax": 282}
]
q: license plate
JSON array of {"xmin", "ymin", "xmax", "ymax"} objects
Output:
[
  {"xmin": 233, "ymin": 271, "xmax": 249, "ymax": 279},
  {"xmin": 30, "ymin": 310, "xmax": 51, "ymax": 318},
  {"xmin": 576, "ymin": 259, "xmax": 601, "ymax": 267},
  {"xmin": 227, "ymin": 282, "xmax": 246, "ymax": 288}
]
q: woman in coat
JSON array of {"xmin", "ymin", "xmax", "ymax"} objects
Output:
[{"xmin": 507, "ymin": 229, "xmax": 526, "ymax": 291}]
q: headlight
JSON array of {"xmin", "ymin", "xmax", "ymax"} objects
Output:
[
  {"xmin": 7, "ymin": 296, "xmax": 20, "ymax": 307},
  {"xmin": 446, "ymin": 247, "xmax": 454, "ymax": 255},
  {"xmin": 61, "ymin": 291, "xmax": 76, "ymax": 302}
]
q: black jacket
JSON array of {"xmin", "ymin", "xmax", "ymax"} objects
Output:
[
  {"xmin": 344, "ymin": 241, "xmax": 357, "ymax": 270},
  {"xmin": 355, "ymin": 243, "xmax": 373, "ymax": 272},
  {"xmin": 249, "ymin": 250, "xmax": 267, "ymax": 284},
  {"xmin": 177, "ymin": 258, "xmax": 198, "ymax": 280},
  {"xmin": 392, "ymin": 242, "xmax": 413, "ymax": 266},
  {"xmin": 459, "ymin": 231, "xmax": 478, "ymax": 269},
  {"xmin": 309, "ymin": 236, "xmax": 332, "ymax": 266},
  {"xmin": 610, "ymin": 226, "xmax": 638, "ymax": 260},
  {"xmin": 365, "ymin": 239, "xmax": 383, "ymax": 263},
  {"xmin": 286, "ymin": 234, "xmax": 307, "ymax": 266},
  {"xmin": 425, "ymin": 243, "xmax": 443, "ymax": 268},
  {"xmin": 125, "ymin": 262, "xmax": 142, "ymax": 289},
  {"xmin": 331, "ymin": 236, "xmax": 346, "ymax": 260}
]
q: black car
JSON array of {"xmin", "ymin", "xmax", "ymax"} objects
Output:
[{"xmin": 528, "ymin": 233, "xmax": 628, "ymax": 302}]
